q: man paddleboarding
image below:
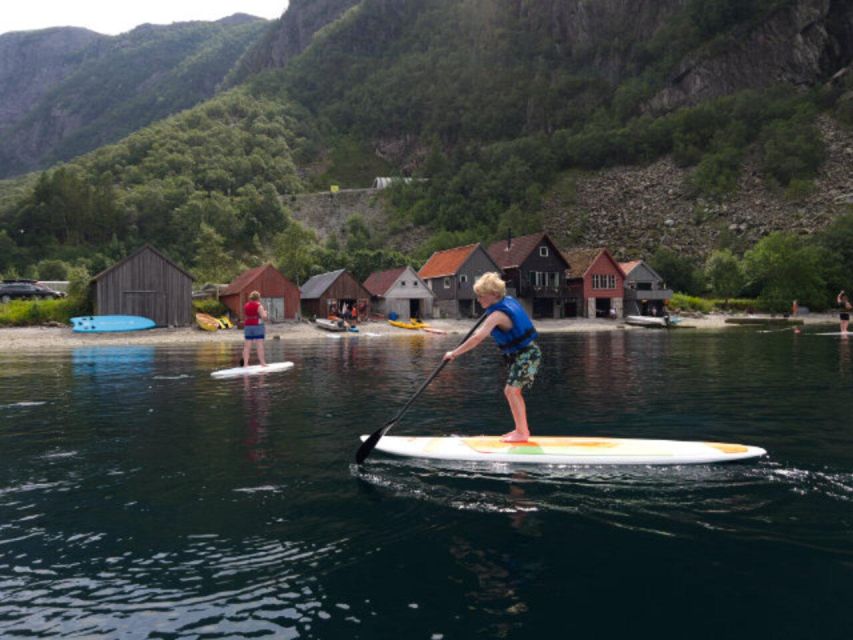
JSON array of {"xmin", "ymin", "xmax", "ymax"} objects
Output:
[{"xmin": 443, "ymin": 272, "xmax": 542, "ymax": 442}]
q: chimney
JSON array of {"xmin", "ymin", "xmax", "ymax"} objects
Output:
[{"xmin": 506, "ymin": 228, "xmax": 512, "ymax": 251}]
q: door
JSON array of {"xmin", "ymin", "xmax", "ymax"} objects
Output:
[{"xmin": 262, "ymin": 297, "xmax": 285, "ymax": 323}]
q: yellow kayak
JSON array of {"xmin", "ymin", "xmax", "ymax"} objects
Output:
[
  {"xmin": 389, "ymin": 319, "xmax": 429, "ymax": 330},
  {"xmin": 196, "ymin": 313, "xmax": 220, "ymax": 331},
  {"xmin": 217, "ymin": 315, "xmax": 233, "ymax": 329}
]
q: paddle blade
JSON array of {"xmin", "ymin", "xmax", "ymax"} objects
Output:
[{"xmin": 355, "ymin": 422, "xmax": 393, "ymax": 464}]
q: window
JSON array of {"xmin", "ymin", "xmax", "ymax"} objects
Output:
[
  {"xmin": 539, "ymin": 246, "xmax": 549, "ymax": 257},
  {"xmin": 459, "ymin": 274, "xmax": 468, "ymax": 284},
  {"xmin": 400, "ymin": 280, "xmax": 406, "ymax": 286},
  {"xmin": 413, "ymin": 280, "xmax": 419, "ymax": 286},
  {"xmin": 592, "ymin": 274, "xmax": 616, "ymax": 290},
  {"xmin": 443, "ymin": 277, "xmax": 451, "ymax": 288},
  {"xmin": 529, "ymin": 271, "xmax": 560, "ymax": 287}
]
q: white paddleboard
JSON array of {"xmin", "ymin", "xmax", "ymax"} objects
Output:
[
  {"xmin": 814, "ymin": 332, "xmax": 851, "ymax": 336},
  {"xmin": 211, "ymin": 361, "xmax": 294, "ymax": 379},
  {"xmin": 361, "ymin": 435, "xmax": 767, "ymax": 465}
]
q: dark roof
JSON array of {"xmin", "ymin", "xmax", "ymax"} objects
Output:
[
  {"xmin": 92, "ymin": 244, "xmax": 194, "ymax": 282},
  {"xmin": 619, "ymin": 260, "xmax": 642, "ymax": 276},
  {"xmin": 222, "ymin": 264, "xmax": 277, "ymax": 296},
  {"xmin": 486, "ymin": 231, "xmax": 567, "ymax": 270},
  {"xmin": 418, "ymin": 244, "xmax": 481, "ymax": 279},
  {"xmin": 363, "ymin": 266, "xmax": 407, "ymax": 297},
  {"xmin": 300, "ymin": 268, "xmax": 346, "ymax": 299}
]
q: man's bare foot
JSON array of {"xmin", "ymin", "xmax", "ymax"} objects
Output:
[{"xmin": 501, "ymin": 430, "xmax": 529, "ymax": 443}]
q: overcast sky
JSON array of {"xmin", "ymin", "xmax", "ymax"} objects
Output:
[{"xmin": 1, "ymin": 1, "xmax": 289, "ymax": 36}]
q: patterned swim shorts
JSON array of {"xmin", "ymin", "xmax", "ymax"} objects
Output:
[{"xmin": 504, "ymin": 342, "xmax": 542, "ymax": 390}]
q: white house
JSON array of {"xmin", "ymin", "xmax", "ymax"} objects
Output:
[{"xmin": 363, "ymin": 266, "xmax": 435, "ymax": 320}]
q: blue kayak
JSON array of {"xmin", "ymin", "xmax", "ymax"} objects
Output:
[{"xmin": 70, "ymin": 315, "xmax": 156, "ymax": 333}]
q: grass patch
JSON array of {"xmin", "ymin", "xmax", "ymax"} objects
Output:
[{"xmin": 0, "ymin": 296, "xmax": 89, "ymax": 327}]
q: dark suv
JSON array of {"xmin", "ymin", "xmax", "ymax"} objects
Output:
[{"xmin": 0, "ymin": 280, "xmax": 66, "ymax": 303}]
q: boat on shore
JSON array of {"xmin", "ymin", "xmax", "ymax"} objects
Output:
[
  {"xmin": 625, "ymin": 315, "xmax": 669, "ymax": 328},
  {"xmin": 315, "ymin": 318, "xmax": 347, "ymax": 332}
]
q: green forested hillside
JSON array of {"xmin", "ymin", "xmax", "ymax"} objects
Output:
[
  {"xmin": 0, "ymin": 17, "xmax": 269, "ymax": 177},
  {"xmin": 0, "ymin": 0, "xmax": 852, "ymax": 311}
]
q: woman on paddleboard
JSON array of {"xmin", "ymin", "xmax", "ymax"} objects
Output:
[
  {"xmin": 838, "ymin": 290, "xmax": 851, "ymax": 335},
  {"xmin": 243, "ymin": 291, "xmax": 268, "ymax": 367},
  {"xmin": 443, "ymin": 272, "xmax": 542, "ymax": 443}
]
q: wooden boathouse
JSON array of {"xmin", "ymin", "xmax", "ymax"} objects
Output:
[{"xmin": 91, "ymin": 244, "xmax": 194, "ymax": 327}]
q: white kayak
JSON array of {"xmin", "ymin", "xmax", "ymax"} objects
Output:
[
  {"xmin": 211, "ymin": 361, "xmax": 294, "ymax": 379},
  {"xmin": 361, "ymin": 435, "xmax": 767, "ymax": 465}
]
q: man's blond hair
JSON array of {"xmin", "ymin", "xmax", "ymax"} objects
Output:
[{"xmin": 474, "ymin": 272, "xmax": 506, "ymax": 298}]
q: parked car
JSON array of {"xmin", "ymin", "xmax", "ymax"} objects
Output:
[{"xmin": 0, "ymin": 280, "xmax": 66, "ymax": 302}]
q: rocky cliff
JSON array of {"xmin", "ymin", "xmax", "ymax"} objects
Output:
[
  {"xmin": 647, "ymin": 0, "xmax": 853, "ymax": 112},
  {"xmin": 224, "ymin": 0, "xmax": 361, "ymax": 87},
  {"xmin": 0, "ymin": 28, "xmax": 103, "ymax": 126},
  {"xmin": 544, "ymin": 115, "xmax": 853, "ymax": 260}
]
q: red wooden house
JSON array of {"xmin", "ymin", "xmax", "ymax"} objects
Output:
[
  {"xmin": 561, "ymin": 248, "xmax": 625, "ymax": 318},
  {"xmin": 220, "ymin": 264, "xmax": 300, "ymax": 323}
]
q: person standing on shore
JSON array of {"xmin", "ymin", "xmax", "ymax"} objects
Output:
[
  {"xmin": 243, "ymin": 291, "xmax": 268, "ymax": 366},
  {"xmin": 443, "ymin": 272, "xmax": 542, "ymax": 443},
  {"xmin": 837, "ymin": 291, "xmax": 851, "ymax": 335}
]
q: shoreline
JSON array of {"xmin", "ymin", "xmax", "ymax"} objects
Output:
[{"xmin": 0, "ymin": 313, "xmax": 841, "ymax": 352}]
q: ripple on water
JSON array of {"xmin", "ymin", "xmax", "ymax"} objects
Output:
[{"xmin": 351, "ymin": 457, "xmax": 853, "ymax": 549}]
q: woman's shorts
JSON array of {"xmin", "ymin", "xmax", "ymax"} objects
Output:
[
  {"xmin": 841, "ymin": 313, "xmax": 850, "ymax": 321},
  {"xmin": 244, "ymin": 324, "xmax": 265, "ymax": 340},
  {"xmin": 505, "ymin": 342, "xmax": 542, "ymax": 390}
]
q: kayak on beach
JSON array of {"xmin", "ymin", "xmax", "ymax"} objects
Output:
[{"xmin": 71, "ymin": 315, "xmax": 156, "ymax": 333}]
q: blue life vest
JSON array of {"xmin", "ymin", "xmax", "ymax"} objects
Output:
[{"xmin": 487, "ymin": 296, "xmax": 538, "ymax": 355}]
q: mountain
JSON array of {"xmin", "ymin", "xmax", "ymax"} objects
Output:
[
  {"xmin": 1, "ymin": 0, "xmax": 852, "ymax": 291},
  {"xmin": 0, "ymin": 15, "xmax": 269, "ymax": 178}
]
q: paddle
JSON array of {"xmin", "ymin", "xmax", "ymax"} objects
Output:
[{"xmin": 355, "ymin": 312, "xmax": 488, "ymax": 464}]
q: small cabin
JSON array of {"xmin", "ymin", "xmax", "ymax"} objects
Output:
[
  {"xmin": 619, "ymin": 260, "xmax": 673, "ymax": 317},
  {"xmin": 220, "ymin": 264, "xmax": 300, "ymax": 323},
  {"xmin": 91, "ymin": 244, "xmax": 194, "ymax": 327},
  {"xmin": 418, "ymin": 243, "xmax": 501, "ymax": 318},
  {"xmin": 363, "ymin": 266, "xmax": 435, "ymax": 321},
  {"xmin": 562, "ymin": 247, "xmax": 625, "ymax": 318},
  {"xmin": 300, "ymin": 269, "xmax": 371, "ymax": 320}
]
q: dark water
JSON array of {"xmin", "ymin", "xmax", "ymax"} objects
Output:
[{"xmin": 1, "ymin": 329, "xmax": 851, "ymax": 639}]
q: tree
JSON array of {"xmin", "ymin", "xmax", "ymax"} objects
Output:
[
  {"xmin": 37, "ymin": 259, "xmax": 70, "ymax": 281},
  {"xmin": 650, "ymin": 247, "xmax": 705, "ymax": 295},
  {"xmin": 704, "ymin": 249, "xmax": 744, "ymax": 300},
  {"xmin": 742, "ymin": 232, "xmax": 829, "ymax": 312},
  {"xmin": 192, "ymin": 223, "xmax": 240, "ymax": 284}
]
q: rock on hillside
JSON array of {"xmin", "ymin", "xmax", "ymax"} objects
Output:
[{"xmin": 544, "ymin": 115, "xmax": 853, "ymax": 260}]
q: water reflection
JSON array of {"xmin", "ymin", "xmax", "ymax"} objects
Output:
[{"xmin": 242, "ymin": 376, "xmax": 272, "ymax": 465}]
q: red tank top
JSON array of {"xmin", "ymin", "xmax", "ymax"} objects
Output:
[{"xmin": 244, "ymin": 300, "xmax": 261, "ymax": 326}]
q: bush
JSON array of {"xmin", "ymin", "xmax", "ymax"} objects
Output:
[
  {"xmin": 761, "ymin": 119, "xmax": 825, "ymax": 186},
  {"xmin": 192, "ymin": 298, "xmax": 229, "ymax": 316},
  {"xmin": 670, "ymin": 293, "xmax": 760, "ymax": 313},
  {"xmin": 0, "ymin": 295, "xmax": 89, "ymax": 327}
]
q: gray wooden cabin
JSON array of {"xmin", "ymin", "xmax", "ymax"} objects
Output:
[
  {"xmin": 418, "ymin": 243, "xmax": 501, "ymax": 318},
  {"xmin": 92, "ymin": 245, "xmax": 194, "ymax": 327},
  {"xmin": 619, "ymin": 260, "xmax": 673, "ymax": 316}
]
